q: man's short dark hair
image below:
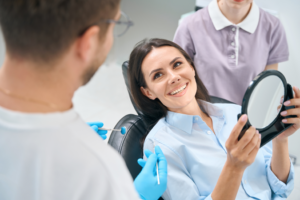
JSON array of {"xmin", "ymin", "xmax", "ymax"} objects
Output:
[{"xmin": 0, "ymin": 0, "xmax": 120, "ymax": 62}]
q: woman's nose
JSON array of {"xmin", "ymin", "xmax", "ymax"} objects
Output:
[{"xmin": 168, "ymin": 73, "xmax": 181, "ymax": 84}]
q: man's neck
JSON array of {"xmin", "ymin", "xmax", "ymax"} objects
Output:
[
  {"xmin": 0, "ymin": 56, "xmax": 78, "ymax": 113},
  {"xmin": 218, "ymin": 0, "xmax": 252, "ymax": 24}
]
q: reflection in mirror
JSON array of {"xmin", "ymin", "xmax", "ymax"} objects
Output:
[{"xmin": 247, "ymin": 75, "xmax": 284, "ymax": 129}]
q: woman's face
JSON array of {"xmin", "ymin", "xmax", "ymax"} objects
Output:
[{"xmin": 140, "ymin": 46, "xmax": 197, "ymax": 112}]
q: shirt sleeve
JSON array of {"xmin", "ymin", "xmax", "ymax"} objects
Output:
[
  {"xmin": 173, "ymin": 17, "xmax": 196, "ymax": 61},
  {"xmin": 267, "ymin": 20, "xmax": 289, "ymax": 65},
  {"xmin": 261, "ymin": 141, "xmax": 294, "ymax": 198},
  {"xmin": 144, "ymin": 138, "xmax": 212, "ymax": 200}
]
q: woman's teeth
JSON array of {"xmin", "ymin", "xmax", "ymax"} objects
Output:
[{"xmin": 171, "ymin": 84, "xmax": 187, "ymax": 95}]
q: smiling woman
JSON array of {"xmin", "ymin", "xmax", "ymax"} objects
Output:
[
  {"xmin": 128, "ymin": 38, "xmax": 210, "ymax": 129},
  {"xmin": 127, "ymin": 38, "xmax": 296, "ymax": 200}
]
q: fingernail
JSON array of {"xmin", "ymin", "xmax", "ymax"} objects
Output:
[
  {"xmin": 280, "ymin": 97, "xmax": 283, "ymax": 104},
  {"xmin": 284, "ymin": 101, "xmax": 290, "ymax": 106},
  {"xmin": 256, "ymin": 130, "xmax": 259, "ymax": 134},
  {"xmin": 282, "ymin": 119, "xmax": 287, "ymax": 123},
  {"xmin": 259, "ymin": 134, "xmax": 261, "ymax": 139},
  {"xmin": 281, "ymin": 111, "xmax": 287, "ymax": 116},
  {"xmin": 241, "ymin": 114, "xmax": 247, "ymax": 122}
]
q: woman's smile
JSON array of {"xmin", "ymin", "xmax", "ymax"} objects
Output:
[{"xmin": 168, "ymin": 82, "xmax": 188, "ymax": 97}]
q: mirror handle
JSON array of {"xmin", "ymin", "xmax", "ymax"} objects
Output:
[{"xmin": 237, "ymin": 114, "xmax": 251, "ymax": 140}]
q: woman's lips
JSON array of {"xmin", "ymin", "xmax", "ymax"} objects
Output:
[
  {"xmin": 168, "ymin": 83, "xmax": 188, "ymax": 97},
  {"xmin": 233, "ymin": 0, "xmax": 244, "ymax": 2}
]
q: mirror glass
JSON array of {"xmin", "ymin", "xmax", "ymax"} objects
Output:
[{"xmin": 247, "ymin": 75, "xmax": 284, "ymax": 129}]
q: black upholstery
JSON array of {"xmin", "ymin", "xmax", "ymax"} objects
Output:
[
  {"xmin": 108, "ymin": 114, "xmax": 146, "ymax": 180},
  {"xmin": 108, "ymin": 61, "xmax": 235, "ymax": 199}
]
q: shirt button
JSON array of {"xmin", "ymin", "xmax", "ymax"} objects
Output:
[
  {"xmin": 207, "ymin": 131, "xmax": 211, "ymax": 135},
  {"xmin": 195, "ymin": 117, "xmax": 198, "ymax": 121},
  {"xmin": 232, "ymin": 27, "xmax": 236, "ymax": 31},
  {"xmin": 231, "ymin": 55, "xmax": 235, "ymax": 59},
  {"xmin": 231, "ymin": 42, "xmax": 235, "ymax": 46},
  {"xmin": 244, "ymin": 180, "xmax": 247, "ymax": 184}
]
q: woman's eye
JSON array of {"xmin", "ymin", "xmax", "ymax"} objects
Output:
[
  {"xmin": 153, "ymin": 73, "xmax": 162, "ymax": 80},
  {"xmin": 174, "ymin": 62, "xmax": 182, "ymax": 68}
]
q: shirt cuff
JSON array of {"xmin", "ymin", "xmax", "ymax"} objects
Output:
[{"xmin": 266, "ymin": 159, "xmax": 294, "ymax": 197}]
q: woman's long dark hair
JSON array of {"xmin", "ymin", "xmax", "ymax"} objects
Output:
[{"xmin": 128, "ymin": 38, "xmax": 210, "ymax": 142}]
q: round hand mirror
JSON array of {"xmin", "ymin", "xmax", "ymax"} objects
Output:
[
  {"xmin": 238, "ymin": 70, "xmax": 295, "ymax": 147},
  {"xmin": 247, "ymin": 75, "xmax": 284, "ymax": 129}
]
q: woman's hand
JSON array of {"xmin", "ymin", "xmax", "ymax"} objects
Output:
[
  {"xmin": 275, "ymin": 86, "xmax": 300, "ymax": 142},
  {"xmin": 225, "ymin": 114, "xmax": 261, "ymax": 171}
]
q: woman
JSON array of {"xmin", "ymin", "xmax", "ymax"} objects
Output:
[
  {"xmin": 128, "ymin": 38, "xmax": 298, "ymax": 200},
  {"xmin": 173, "ymin": 0, "xmax": 289, "ymax": 105}
]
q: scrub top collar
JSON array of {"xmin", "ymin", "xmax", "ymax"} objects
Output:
[
  {"xmin": 165, "ymin": 100, "xmax": 225, "ymax": 135},
  {"xmin": 208, "ymin": 0, "xmax": 260, "ymax": 34}
]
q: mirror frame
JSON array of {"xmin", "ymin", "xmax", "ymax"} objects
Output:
[{"xmin": 238, "ymin": 70, "xmax": 295, "ymax": 147}]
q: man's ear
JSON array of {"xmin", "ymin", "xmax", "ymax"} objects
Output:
[
  {"xmin": 140, "ymin": 87, "xmax": 156, "ymax": 100},
  {"xmin": 76, "ymin": 26, "xmax": 100, "ymax": 63}
]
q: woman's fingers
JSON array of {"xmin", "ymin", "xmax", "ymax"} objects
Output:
[
  {"xmin": 227, "ymin": 114, "xmax": 248, "ymax": 146},
  {"xmin": 247, "ymin": 135, "xmax": 261, "ymax": 161},
  {"xmin": 238, "ymin": 126, "xmax": 257, "ymax": 150},
  {"xmin": 281, "ymin": 107, "xmax": 300, "ymax": 116},
  {"xmin": 293, "ymin": 86, "xmax": 300, "ymax": 100},
  {"xmin": 241, "ymin": 131, "xmax": 260, "ymax": 155},
  {"xmin": 282, "ymin": 117, "xmax": 300, "ymax": 124}
]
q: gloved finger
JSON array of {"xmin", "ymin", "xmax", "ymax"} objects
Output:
[
  {"xmin": 97, "ymin": 130, "xmax": 108, "ymax": 135},
  {"xmin": 137, "ymin": 158, "xmax": 147, "ymax": 168},
  {"xmin": 155, "ymin": 146, "xmax": 168, "ymax": 177},
  {"xmin": 87, "ymin": 122, "xmax": 104, "ymax": 128},
  {"xmin": 142, "ymin": 153, "xmax": 158, "ymax": 174},
  {"xmin": 101, "ymin": 135, "xmax": 107, "ymax": 140},
  {"xmin": 144, "ymin": 149, "xmax": 154, "ymax": 158},
  {"xmin": 90, "ymin": 125, "xmax": 98, "ymax": 133}
]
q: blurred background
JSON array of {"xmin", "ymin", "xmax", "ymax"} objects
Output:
[{"xmin": 0, "ymin": 0, "xmax": 299, "ymax": 198}]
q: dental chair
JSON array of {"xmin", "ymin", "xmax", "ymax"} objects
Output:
[{"xmin": 108, "ymin": 61, "xmax": 234, "ymax": 199}]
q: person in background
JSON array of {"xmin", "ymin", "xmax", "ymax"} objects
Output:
[
  {"xmin": 0, "ymin": 0, "xmax": 166, "ymax": 200},
  {"xmin": 174, "ymin": 0, "xmax": 289, "ymax": 105}
]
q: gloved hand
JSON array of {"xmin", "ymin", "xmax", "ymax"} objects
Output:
[
  {"xmin": 134, "ymin": 146, "xmax": 168, "ymax": 200},
  {"xmin": 87, "ymin": 122, "xmax": 108, "ymax": 140}
]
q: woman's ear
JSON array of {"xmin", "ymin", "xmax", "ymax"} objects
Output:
[{"xmin": 140, "ymin": 87, "xmax": 156, "ymax": 100}]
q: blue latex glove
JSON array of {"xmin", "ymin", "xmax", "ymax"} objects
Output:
[
  {"xmin": 134, "ymin": 146, "xmax": 168, "ymax": 200},
  {"xmin": 87, "ymin": 122, "xmax": 108, "ymax": 140}
]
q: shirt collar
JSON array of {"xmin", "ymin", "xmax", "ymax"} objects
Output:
[
  {"xmin": 165, "ymin": 100, "xmax": 225, "ymax": 134},
  {"xmin": 208, "ymin": 0, "xmax": 260, "ymax": 34}
]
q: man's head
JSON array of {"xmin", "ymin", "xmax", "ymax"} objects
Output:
[{"xmin": 0, "ymin": 0, "xmax": 120, "ymax": 85}]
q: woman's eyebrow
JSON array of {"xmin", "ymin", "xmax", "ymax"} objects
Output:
[
  {"xmin": 149, "ymin": 68, "xmax": 163, "ymax": 77},
  {"xmin": 169, "ymin": 57, "xmax": 181, "ymax": 65}
]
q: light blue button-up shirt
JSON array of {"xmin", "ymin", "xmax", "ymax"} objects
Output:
[{"xmin": 143, "ymin": 101, "xmax": 294, "ymax": 200}]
